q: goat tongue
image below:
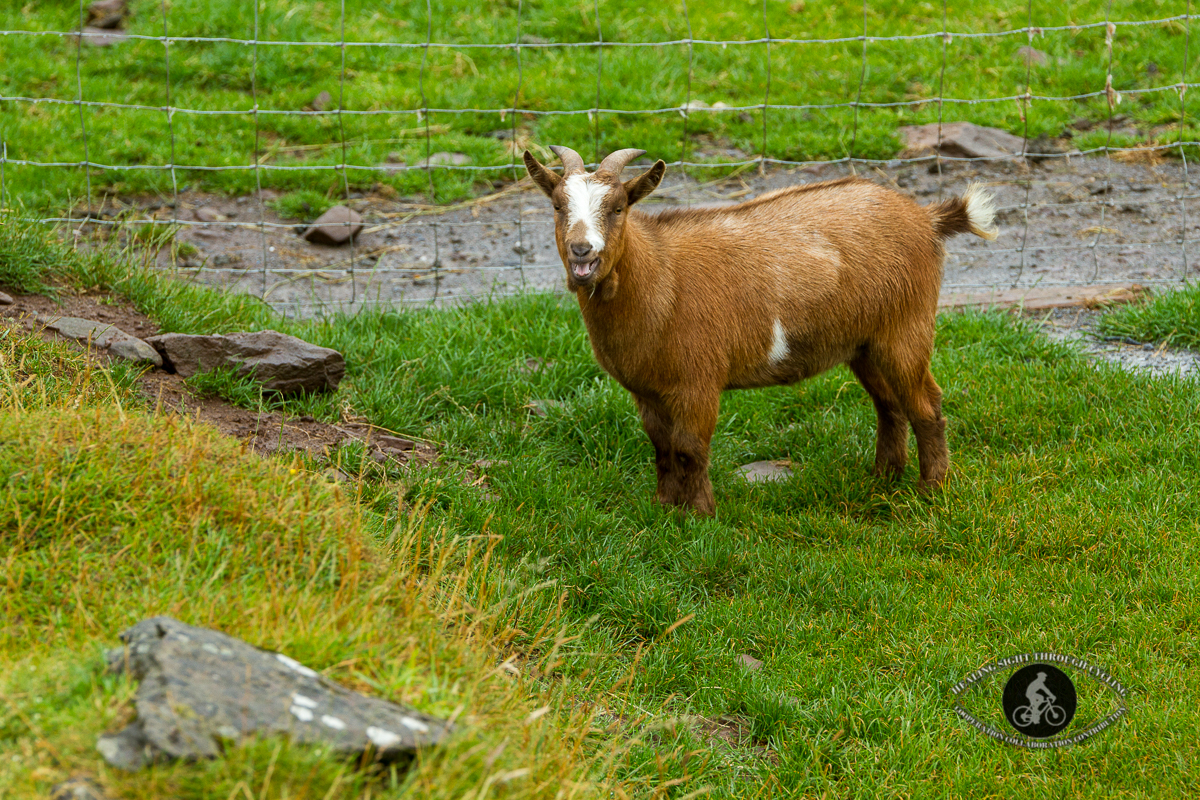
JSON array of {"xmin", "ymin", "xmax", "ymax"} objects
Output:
[{"xmin": 572, "ymin": 260, "xmax": 597, "ymax": 278}]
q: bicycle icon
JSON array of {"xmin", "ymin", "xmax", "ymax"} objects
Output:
[{"xmin": 1010, "ymin": 701, "xmax": 1068, "ymax": 729}]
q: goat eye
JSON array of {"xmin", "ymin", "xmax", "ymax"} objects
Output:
[{"xmin": 614, "ymin": 207, "xmax": 624, "ymax": 214}]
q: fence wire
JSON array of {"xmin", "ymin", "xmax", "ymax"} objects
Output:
[{"xmin": 0, "ymin": 6, "xmax": 1197, "ymax": 316}]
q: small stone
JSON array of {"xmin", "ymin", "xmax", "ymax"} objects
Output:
[
  {"xmin": 736, "ymin": 460, "xmax": 794, "ymax": 483},
  {"xmin": 96, "ymin": 720, "xmax": 157, "ymax": 772},
  {"xmin": 311, "ymin": 90, "xmax": 332, "ymax": 112},
  {"xmin": 711, "ymin": 101, "xmax": 731, "ymax": 111},
  {"xmin": 738, "ymin": 653, "xmax": 764, "ymax": 672},
  {"xmin": 1017, "ymin": 45, "xmax": 1048, "ymax": 66},
  {"xmin": 303, "ymin": 205, "xmax": 363, "ymax": 245},
  {"xmin": 527, "ymin": 399, "xmax": 565, "ymax": 417},
  {"xmin": 108, "ymin": 337, "xmax": 163, "ymax": 365},
  {"xmin": 51, "ymin": 777, "xmax": 113, "ymax": 800},
  {"xmin": 39, "ymin": 316, "xmax": 162, "ymax": 366},
  {"xmin": 423, "ymin": 151, "xmax": 471, "ymax": 167},
  {"xmin": 682, "ymin": 99, "xmax": 710, "ymax": 114},
  {"xmin": 87, "ymin": 0, "xmax": 126, "ymax": 29},
  {"xmin": 898, "ymin": 121, "xmax": 1026, "ymax": 161},
  {"xmin": 0, "ymin": 291, "xmax": 13, "ymax": 305},
  {"xmin": 193, "ymin": 207, "xmax": 221, "ymax": 222},
  {"xmin": 375, "ymin": 434, "xmax": 415, "ymax": 452},
  {"xmin": 518, "ymin": 357, "xmax": 549, "ymax": 375},
  {"xmin": 473, "ymin": 458, "xmax": 511, "ymax": 470}
]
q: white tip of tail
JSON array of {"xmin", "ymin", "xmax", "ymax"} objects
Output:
[{"xmin": 963, "ymin": 183, "xmax": 999, "ymax": 241}]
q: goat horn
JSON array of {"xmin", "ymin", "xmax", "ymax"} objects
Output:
[
  {"xmin": 596, "ymin": 148, "xmax": 647, "ymax": 178},
  {"xmin": 548, "ymin": 145, "xmax": 586, "ymax": 175}
]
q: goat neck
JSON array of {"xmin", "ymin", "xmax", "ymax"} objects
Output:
[{"xmin": 576, "ymin": 210, "xmax": 674, "ymax": 366}]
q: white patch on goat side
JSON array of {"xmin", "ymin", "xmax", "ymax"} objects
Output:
[
  {"xmin": 563, "ymin": 173, "xmax": 610, "ymax": 252},
  {"xmin": 768, "ymin": 319, "xmax": 789, "ymax": 365},
  {"xmin": 963, "ymin": 183, "xmax": 999, "ymax": 240}
]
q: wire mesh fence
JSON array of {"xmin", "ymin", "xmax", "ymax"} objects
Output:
[{"xmin": 0, "ymin": 1, "xmax": 1197, "ymax": 316}]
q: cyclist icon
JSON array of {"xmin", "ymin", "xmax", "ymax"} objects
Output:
[{"xmin": 1011, "ymin": 671, "xmax": 1067, "ymax": 729}]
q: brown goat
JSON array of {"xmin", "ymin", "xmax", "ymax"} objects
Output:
[{"xmin": 524, "ymin": 146, "xmax": 998, "ymax": 515}]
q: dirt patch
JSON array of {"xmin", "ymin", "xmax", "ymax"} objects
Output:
[
  {"xmin": 1, "ymin": 288, "xmax": 439, "ymax": 470},
  {"xmin": 692, "ymin": 715, "xmax": 778, "ymax": 764},
  {"xmin": 0, "ymin": 285, "xmax": 160, "ymax": 343},
  {"xmin": 70, "ymin": 154, "xmax": 1200, "ymax": 317},
  {"xmin": 137, "ymin": 370, "xmax": 437, "ymax": 467},
  {"xmin": 1028, "ymin": 307, "xmax": 1200, "ymax": 380}
]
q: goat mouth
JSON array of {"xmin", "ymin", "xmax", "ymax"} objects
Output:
[{"xmin": 570, "ymin": 258, "xmax": 600, "ymax": 280}]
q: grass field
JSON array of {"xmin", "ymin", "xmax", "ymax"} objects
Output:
[
  {"xmin": 2, "ymin": 1, "xmax": 1198, "ymax": 210},
  {"xmin": 4, "ymin": 221, "xmax": 1200, "ymax": 797},
  {"xmin": 1100, "ymin": 281, "xmax": 1200, "ymax": 349}
]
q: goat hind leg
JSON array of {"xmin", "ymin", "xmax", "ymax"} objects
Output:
[
  {"xmin": 877, "ymin": 357, "xmax": 949, "ymax": 490},
  {"xmin": 849, "ymin": 354, "xmax": 908, "ymax": 478}
]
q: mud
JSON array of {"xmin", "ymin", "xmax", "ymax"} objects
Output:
[{"xmin": 69, "ymin": 154, "xmax": 1198, "ymax": 318}]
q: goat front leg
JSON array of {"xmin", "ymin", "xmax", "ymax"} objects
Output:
[
  {"xmin": 634, "ymin": 394, "xmax": 682, "ymax": 506},
  {"xmin": 664, "ymin": 385, "xmax": 720, "ymax": 516}
]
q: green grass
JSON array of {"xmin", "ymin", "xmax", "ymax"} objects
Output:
[
  {"xmin": 1099, "ymin": 281, "xmax": 1200, "ymax": 349},
  {"xmin": 0, "ymin": 328, "xmax": 664, "ymax": 800},
  {"xmin": 6, "ymin": 218, "xmax": 1200, "ymax": 797},
  {"xmin": 2, "ymin": 1, "xmax": 1198, "ymax": 210}
]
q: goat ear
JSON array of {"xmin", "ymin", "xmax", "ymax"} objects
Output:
[
  {"xmin": 523, "ymin": 150, "xmax": 562, "ymax": 199},
  {"xmin": 623, "ymin": 159, "xmax": 666, "ymax": 206}
]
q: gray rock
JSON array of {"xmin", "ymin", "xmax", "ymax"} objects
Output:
[
  {"xmin": 51, "ymin": 777, "xmax": 113, "ymax": 800},
  {"xmin": 108, "ymin": 336, "xmax": 162, "ymax": 364},
  {"xmin": 99, "ymin": 616, "xmax": 449, "ymax": 771},
  {"xmin": 145, "ymin": 330, "xmax": 345, "ymax": 394},
  {"xmin": 899, "ymin": 122, "xmax": 1026, "ymax": 161},
  {"xmin": 527, "ymin": 398, "xmax": 565, "ymax": 417},
  {"xmin": 193, "ymin": 206, "xmax": 221, "ymax": 222},
  {"xmin": 87, "ymin": 0, "xmax": 126, "ymax": 29},
  {"xmin": 738, "ymin": 653, "xmax": 764, "ymax": 672},
  {"xmin": 375, "ymin": 434, "xmax": 415, "ymax": 452},
  {"xmin": 736, "ymin": 460, "xmax": 794, "ymax": 483},
  {"xmin": 311, "ymin": 90, "xmax": 333, "ymax": 112},
  {"xmin": 40, "ymin": 316, "xmax": 163, "ymax": 367},
  {"xmin": 423, "ymin": 151, "xmax": 471, "ymax": 167},
  {"xmin": 96, "ymin": 720, "xmax": 157, "ymax": 772},
  {"xmin": 0, "ymin": 291, "xmax": 13, "ymax": 305},
  {"xmin": 303, "ymin": 205, "xmax": 363, "ymax": 245}
]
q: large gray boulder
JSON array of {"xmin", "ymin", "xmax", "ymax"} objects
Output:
[
  {"xmin": 99, "ymin": 616, "xmax": 450, "ymax": 771},
  {"xmin": 145, "ymin": 330, "xmax": 345, "ymax": 394},
  {"xmin": 39, "ymin": 315, "xmax": 162, "ymax": 366}
]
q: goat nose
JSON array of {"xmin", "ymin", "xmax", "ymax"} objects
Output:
[{"xmin": 570, "ymin": 243, "xmax": 592, "ymax": 258}]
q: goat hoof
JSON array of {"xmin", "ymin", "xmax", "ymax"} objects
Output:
[{"xmin": 917, "ymin": 473, "xmax": 947, "ymax": 492}]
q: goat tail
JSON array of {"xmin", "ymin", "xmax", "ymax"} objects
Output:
[{"xmin": 928, "ymin": 183, "xmax": 999, "ymax": 241}]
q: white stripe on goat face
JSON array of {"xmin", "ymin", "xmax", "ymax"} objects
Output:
[{"xmin": 563, "ymin": 173, "xmax": 610, "ymax": 252}]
